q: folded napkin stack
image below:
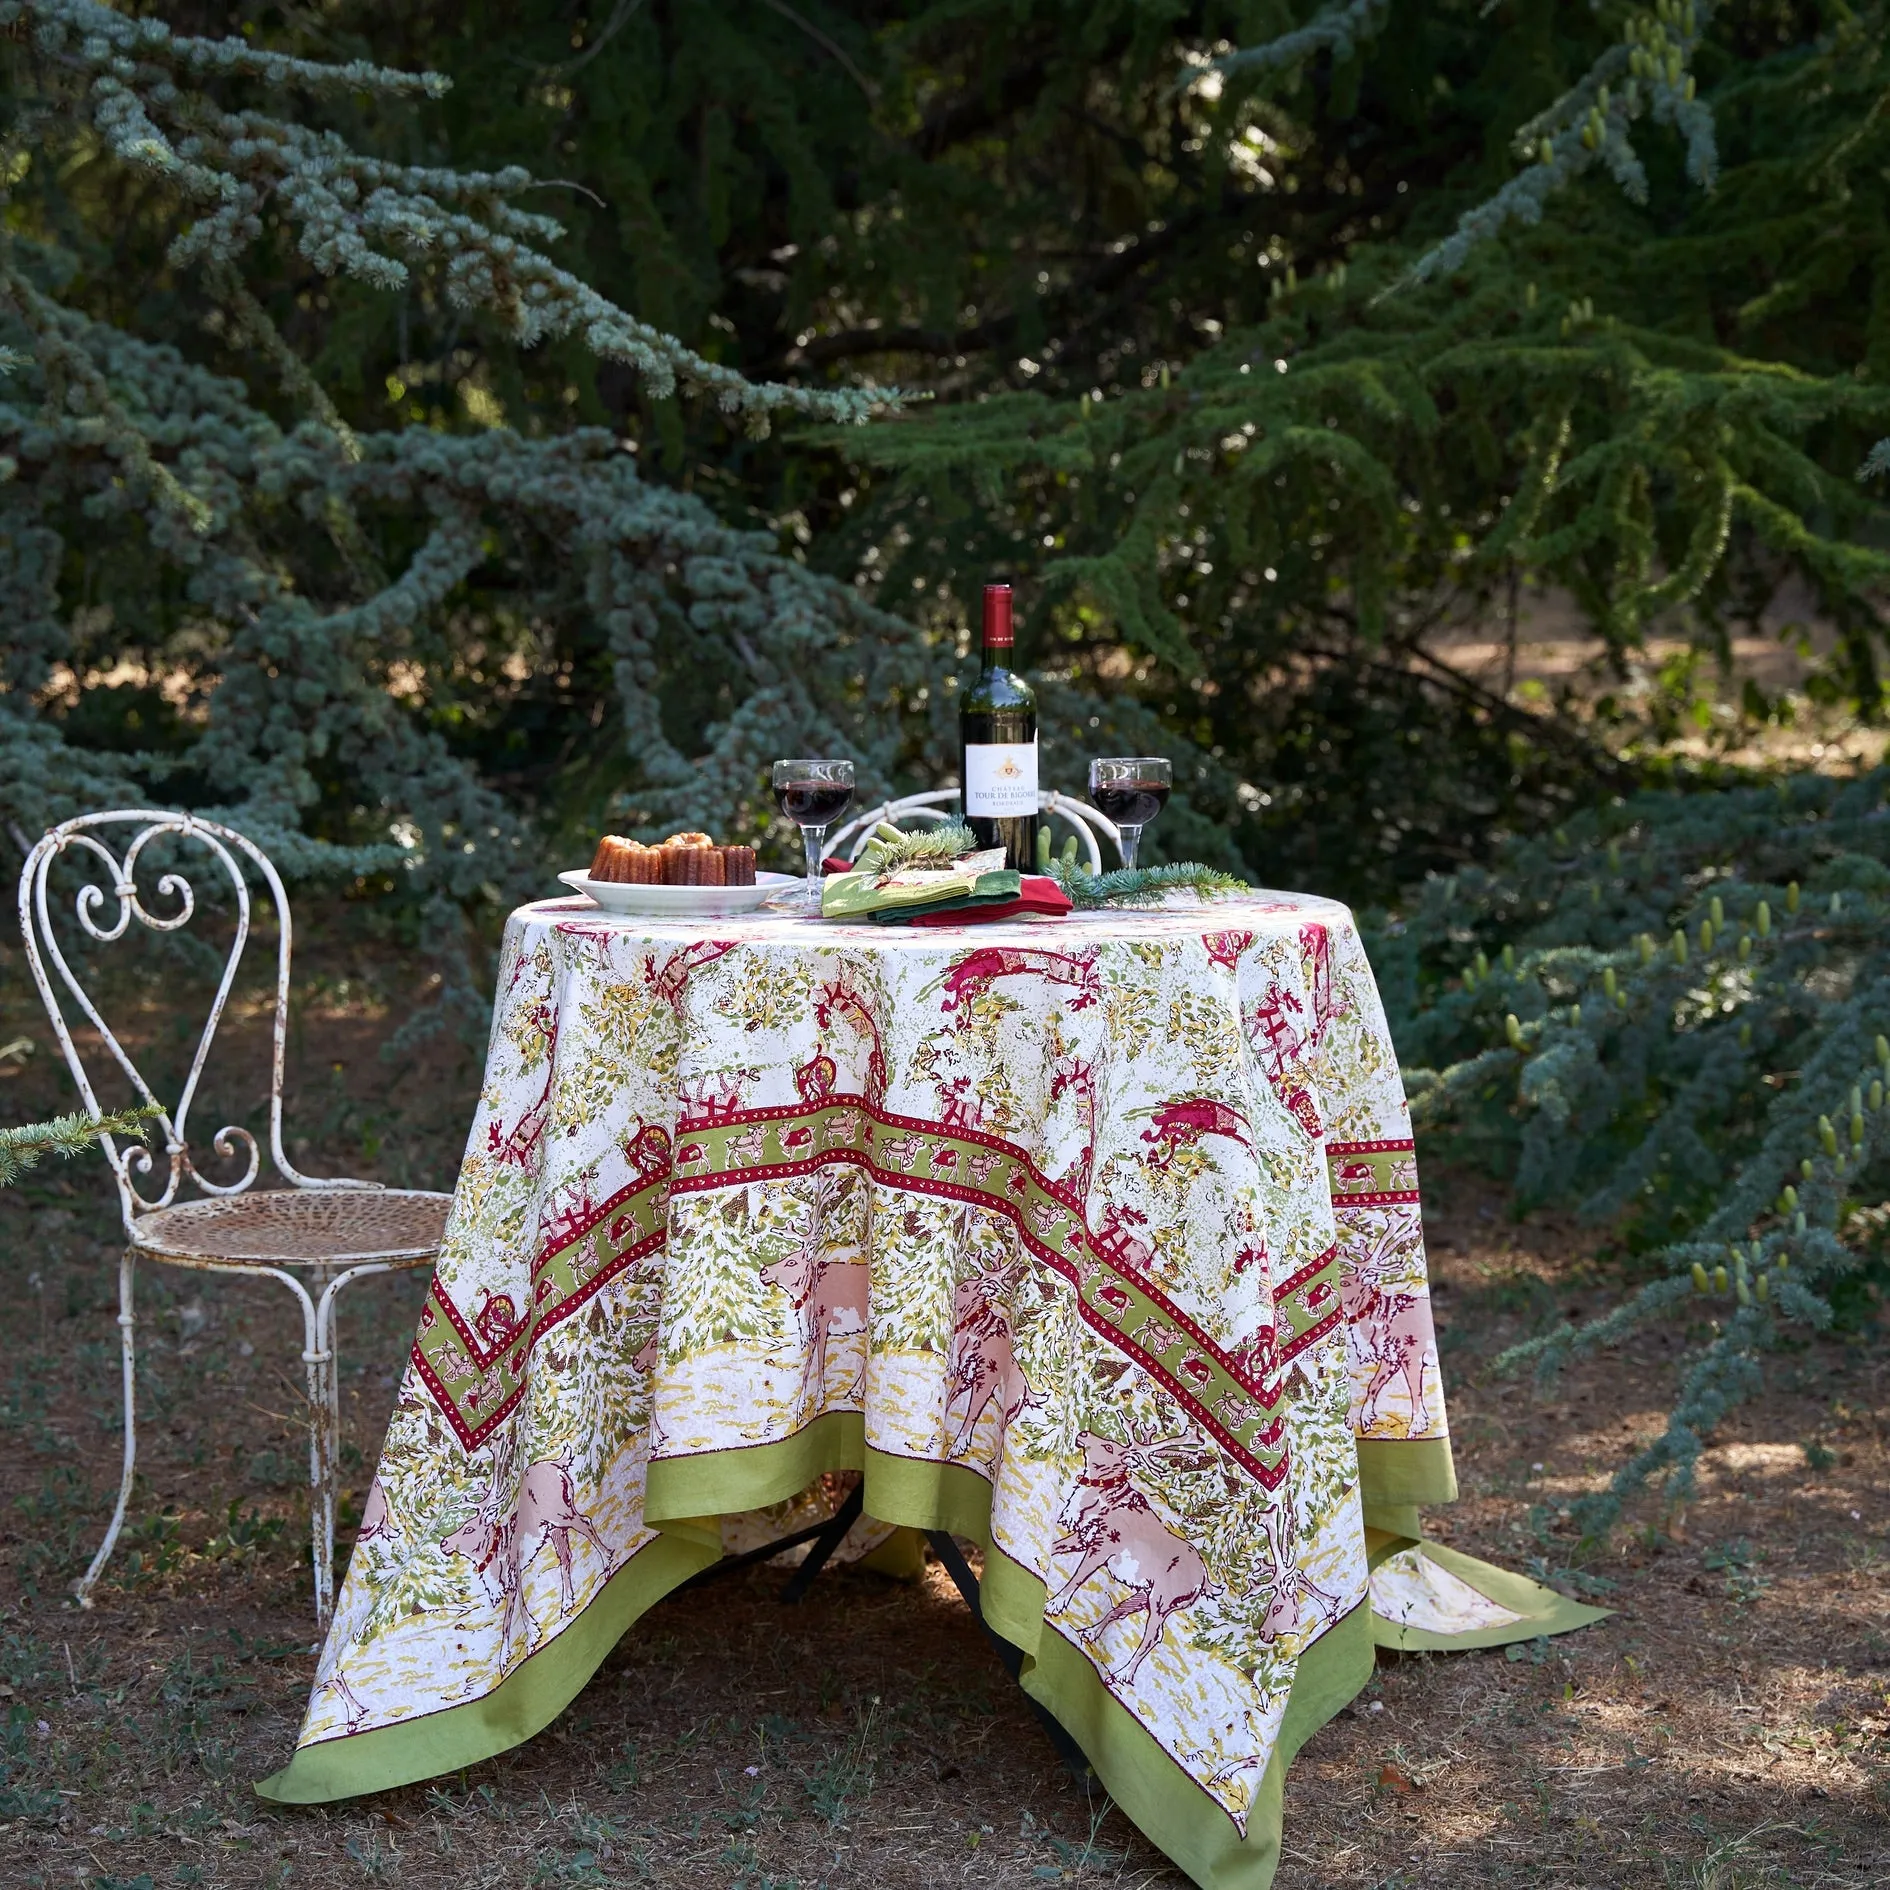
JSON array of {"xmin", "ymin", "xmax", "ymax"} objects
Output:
[
  {"xmin": 903, "ymin": 876, "xmax": 1073, "ymax": 925},
  {"xmin": 820, "ymin": 848, "xmax": 1072, "ymax": 925}
]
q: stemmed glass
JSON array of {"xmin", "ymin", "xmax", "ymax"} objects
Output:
[
  {"xmin": 1088, "ymin": 757, "xmax": 1172, "ymax": 872},
  {"xmin": 772, "ymin": 759, "xmax": 855, "ymax": 912}
]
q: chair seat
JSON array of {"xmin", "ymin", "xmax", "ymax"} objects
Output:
[{"xmin": 131, "ymin": 1188, "xmax": 451, "ymax": 1265}]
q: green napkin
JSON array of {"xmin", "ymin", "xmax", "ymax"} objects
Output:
[
  {"xmin": 863, "ymin": 876, "xmax": 1025, "ymax": 924},
  {"xmin": 821, "ymin": 868, "xmax": 1021, "ymax": 922}
]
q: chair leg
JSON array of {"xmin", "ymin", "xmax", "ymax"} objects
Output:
[
  {"xmin": 310, "ymin": 1260, "xmax": 407, "ymax": 1629},
  {"xmin": 68, "ymin": 1253, "xmax": 416, "ymax": 1630},
  {"xmin": 229, "ymin": 1264, "xmax": 327, "ymax": 1626},
  {"xmin": 76, "ymin": 1249, "xmax": 139, "ymax": 1609},
  {"xmin": 297, "ymin": 1270, "xmax": 335, "ymax": 1629}
]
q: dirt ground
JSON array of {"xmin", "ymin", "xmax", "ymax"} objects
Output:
[
  {"xmin": 0, "ymin": 945, "xmax": 1886, "ymax": 1890},
  {"xmin": 1429, "ymin": 579, "xmax": 1890, "ymax": 775}
]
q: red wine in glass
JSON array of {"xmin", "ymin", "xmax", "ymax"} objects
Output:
[
  {"xmin": 772, "ymin": 780, "xmax": 856, "ymax": 826},
  {"xmin": 1089, "ymin": 777, "xmax": 1171, "ymax": 829},
  {"xmin": 771, "ymin": 759, "xmax": 855, "ymax": 910},
  {"xmin": 1088, "ymin": 757, "xmax": 1171, "ymax": 870}
]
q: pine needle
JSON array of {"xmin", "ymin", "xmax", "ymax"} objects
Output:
[
  {"xmin": 0, "ymin": 1106, "xmax": 163, "ymax": 1190},
  {"xmin": 1048, "ymin": 860, "xmax": 1249, "ymax": 908},
  {"xmin": 854, "ymin": 820, "xmax": 979, "ymax": 872}
]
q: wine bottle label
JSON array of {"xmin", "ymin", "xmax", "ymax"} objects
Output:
[{"xmin": 963, "ymin": 741, "xmax": 1038, "ymax": 817}]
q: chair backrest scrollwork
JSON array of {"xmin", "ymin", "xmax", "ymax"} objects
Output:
[
  {"xmin": 16, "ymin": 810, "xmax": 370, "ymax": 1234},
  {"xmin": 831, "ymin": 790, "xmax": 1118, "ymax": 872}
]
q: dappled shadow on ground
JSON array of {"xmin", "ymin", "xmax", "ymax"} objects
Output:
[
  {"xmin": 1275, "ymin": 1173, "xmax": 1890, "ymax": 1890},
  {"xmin": 1, "ymin": 977, "xmax": 1886, "ymax": 1887}
]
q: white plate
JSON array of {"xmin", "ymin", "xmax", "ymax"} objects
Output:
[{"xmin": 556, "ymin": 869, "xmax": 799, "ymax": 916}]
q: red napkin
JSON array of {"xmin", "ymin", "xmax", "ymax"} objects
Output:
[{"xmin": 905, "ymin": 876, "xmax": 1073, "ymax": 926}]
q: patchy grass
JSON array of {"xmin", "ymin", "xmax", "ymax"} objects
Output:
[{"xmin": 0, "ymin": 955, "xmax": 1885, "ymax": 1887}]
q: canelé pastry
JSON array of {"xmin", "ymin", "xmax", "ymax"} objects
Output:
[
  {"xmin": 593, "ymin": 833, "xmax": 751, "ymax": 888},
  {"xmin": 590, "ymin": 836, "xmax": 674, "ymax": 883},
  {"xmin": 589, "ymin": 835, "xmax": 630, "ymax": 881}
]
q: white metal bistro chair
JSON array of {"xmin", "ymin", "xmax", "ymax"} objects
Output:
[
  {"xmin": 16, "ymin": 811, "xmax": 453, "ymax": 1625},
  {"xmin": 831, "ymin": 789, "xmax": 1121, "ymax": 870}
]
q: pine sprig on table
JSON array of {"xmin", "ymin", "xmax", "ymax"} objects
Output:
[
  {"xmin": 1049, "ymin": 861, "xmax": 1248, "ymax": 907},
  {"xmin": 854, "ymin": 821, "xmax": 978, "ymax": 873},
  {"xmin": 0, "ymin": 1105, "xmax": 162, "ymax": 1189}
]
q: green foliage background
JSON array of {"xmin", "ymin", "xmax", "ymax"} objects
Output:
[
  {"xmin": 9, "ymin": 0, "xmax": 1887, "ymax": 926},
  {"xmin": 1373, "ymin": 767, "xmax": 1890, "ymax": 1535}
]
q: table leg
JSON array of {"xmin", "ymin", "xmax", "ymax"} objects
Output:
[
  {"xmin": 925, "ymin": 1531, "xmax": 1091, "ymax": 1783},
  {"xmin": 778, "ymin": 1481, "xmax": 865, "ymax": 1603},
  {"xmin": 675, "ymin": 1515, "xmax": 846, "ymax": 1593}
]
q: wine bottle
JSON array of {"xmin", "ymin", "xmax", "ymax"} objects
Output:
[{"xmin": 959, "ymin": 583, "xmax": 1039, "ymax": 870}]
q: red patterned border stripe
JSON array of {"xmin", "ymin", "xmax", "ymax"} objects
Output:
[
  {"xmin": 416, "ymin": 1098, "xmax": 1347, "ymax": 1485},
  {"xmin": 1326, "ymin": 1139, "xmax": 1420, "ymax": 1208}
]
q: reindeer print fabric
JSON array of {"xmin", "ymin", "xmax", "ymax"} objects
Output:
[{"xmin": 262, "ymin": 891, "xmax": 1480, "ymax": 1885}]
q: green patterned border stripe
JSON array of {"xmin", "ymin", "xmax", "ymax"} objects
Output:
[
  {"xmin": 415, "ymin": 1096, "xmax": 1348, "ymax": 1491},
  {"xmin": 1324, "ymin": 1138, "xmax": 1421, "ymax": 1207},
  {"xmin": 411, "ymin": 1165, "xmax": 670, "ymax": 1450}
]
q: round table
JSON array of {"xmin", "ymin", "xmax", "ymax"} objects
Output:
[{"xmin": 259, "ymin": 893, "xmax": 1602, "ymax": 1886}]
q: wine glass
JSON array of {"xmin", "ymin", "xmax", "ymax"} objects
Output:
[
  {"xmin": 1088, "ymin": 757, "xmax": 1171, "ymax": 871},
  {"xmin": 772, "ymin": 759, "xmax": 855, "ymax": 911}
]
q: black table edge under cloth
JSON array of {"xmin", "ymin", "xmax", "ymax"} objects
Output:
[{"xmin": 677, "ymin": 1497, "xmax": 1093, "ymax": 1783}]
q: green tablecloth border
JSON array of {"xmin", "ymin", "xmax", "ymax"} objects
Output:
[
  {"xmin": 253, "ymin": 1528, "xmax": 716, "ymax": 1806},
  {"xmin": 256, "ymin": 1422, "xmax": 1379, "ymax": 1889},
  {"xmin": 644, "ymin": 1409, "xmax": 866, "ymax": 1522},
  {"xmin": 1027, "ymin": 1599, "xmax": 1370, "ymax": 1890},
  {"xmin": 256, "ymin": 1421, "xmax": 1582, "ymax": 1888},
  {"xmin": 1355, "ymin": 1435, "xmax": 1458, "ymax": 1509},
  {"xmin": 790, "ymin": 1441, "xmax": 1377, "ymax": 1890},
  {"xmin": 1364, "ymin": 1538, "xmax": 1613, "ymax": 1653}
]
